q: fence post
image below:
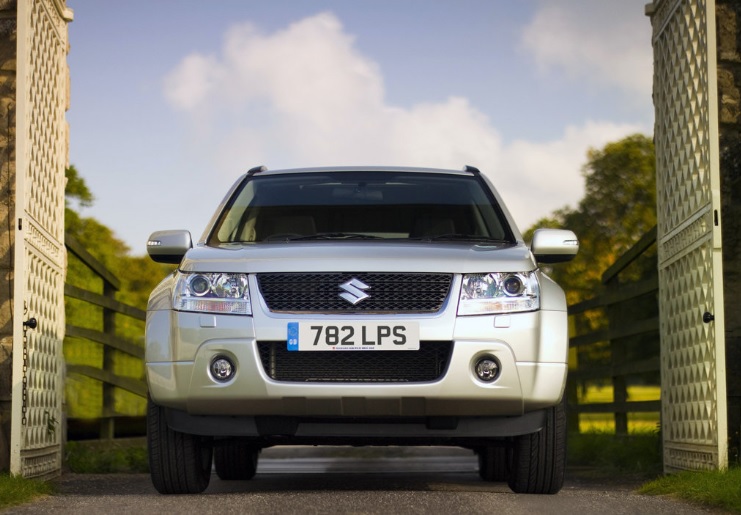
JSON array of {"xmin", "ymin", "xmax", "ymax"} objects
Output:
[
  {"xmin": 566, "ymin": 318, "xmax": 580, "ymax": 433},
  {"xmin": 606, "ymin": 276, "xmax": 628, "ymax": 436},
  {"xmin": 566, "ymin": 379, "xmax": 580, "ymax": 433},
  {"xmin": 100, "ymin": 281, "xmax": 116, "ymax": 439}
]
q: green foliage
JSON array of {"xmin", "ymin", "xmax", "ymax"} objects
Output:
[
  {"xmin": 0, "ymin": 474, "xmax": 53, "ymax": 509},
  {"xmin": 65, "ymin": 164, "xmax": 94, "ymax": 209},
  {"xmin": 640, "ymin": 467, "xmax": 741, "ymax": 512},
  {"xmin": 65, "ymin": 440, "xmax": 149, "ymax": 473}
]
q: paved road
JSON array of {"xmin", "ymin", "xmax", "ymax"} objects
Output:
[{"xmin": 4, "ymin": 447, "xmax": 721, "ymax": 515}]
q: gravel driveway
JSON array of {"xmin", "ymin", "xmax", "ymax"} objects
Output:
[{"xmin": 3, "ymin": 447, "xmax": 722, "ymax": 515}]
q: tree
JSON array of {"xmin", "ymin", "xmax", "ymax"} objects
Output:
[
  {"xmin": 64, "ymin": 164, "xmax": 94, "ymax": 209},
  {"xmin": 526, "ymin": 134, "xmax": 657, "ymax": 306}
]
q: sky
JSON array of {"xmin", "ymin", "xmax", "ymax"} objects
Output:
[{"xmin": 66, "ymin": 1, "xmax": 654, "ymax": 254}]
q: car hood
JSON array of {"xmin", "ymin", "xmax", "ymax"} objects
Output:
[{"xmin": 179, "ymin": 241, "xmax": 537, "ymax": 274}]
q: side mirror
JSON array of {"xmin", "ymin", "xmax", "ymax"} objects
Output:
[
  {"xmin": 147, "ymin": 230, "xmax": 192, "ymax": 264},
  {"xmin": 530, "ymin": 229, "xmax": 579, "ymax": 264}
]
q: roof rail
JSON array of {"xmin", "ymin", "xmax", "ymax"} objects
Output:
[
  {"xmin": 247, "ymin": 165, "xmax": 267, "ymax": 175},
  {"xmin": 463, "ymin": 165, "xmax": 481, "ymax": 174}
]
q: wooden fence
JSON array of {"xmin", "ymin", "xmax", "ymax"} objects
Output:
[
  {"xmin": 64, "ymin": 236, "xmax": 147, "ymax": 439},
  {"xmin": 566, "ymin": 227, "xmax": 660, "ymax": 435}
]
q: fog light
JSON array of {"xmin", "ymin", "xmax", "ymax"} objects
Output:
[
  {"xmin": 210, "ymin": 356, "xmax": 235, "ymax": 382},
  {"xmin": 475, "ymin": 356, "xmax": 500, "ymax": 382}
]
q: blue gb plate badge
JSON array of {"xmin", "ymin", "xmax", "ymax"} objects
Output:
[{"xmin": 287, "ymin": 322, "xmax": 299, "ymax": 352}]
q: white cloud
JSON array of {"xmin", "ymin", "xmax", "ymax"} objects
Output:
[
  {"xmin": 164, "ymin": 53, "xmax": 223, "ymax": 111},
  {"xmin": 521, "ymin": 0, "xmax": 652, "ymax": 96},
  {"xmin": 164, "ymin": 14, "xmax": 384, "ymax": 126},
  {"xmin": 163, "ymin": 11, "xmax": 649, "ymax": 233}
]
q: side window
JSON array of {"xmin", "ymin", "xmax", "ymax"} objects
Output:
[
  {"xmin": 216, "ymin": 181, "xmax": 257, "ymax": 242},
  {"xmin": 473, "ymin": 202, "xmax": 506, "ymax": 240},
  {"xmin": 467, "ymin": 182, "xmax": 508, "ymax": 240}
]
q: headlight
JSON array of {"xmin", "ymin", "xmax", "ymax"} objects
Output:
[
  {"xmin": 173, "ymin": 272, "xmax": 251, "ymax": 315},
  {"xmin": 458, "ymin": 272, "xmax": 539, "ymax": 315}
]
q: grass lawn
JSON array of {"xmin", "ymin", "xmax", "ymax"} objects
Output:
[
  {"xmin": 0, "ymin": 474, "xmax": 53, "ymax": 510},
  {"xmin": 576, "ymin": 384, "xmax": 660, "ymax": 432},
  {"xmin": 640, "ymin": 467, "xmax": 741, "ymax": 512},
  {"xmin": 568, "ymin": 429, "xmax": 662, "ymax": 478},
  {"xmin": 569, "ymin": 382, "xmax": 740, "ymax": 514},
  {"xmin": 65, "ymin": 438, "xmax": 149, "ymax": 473}
]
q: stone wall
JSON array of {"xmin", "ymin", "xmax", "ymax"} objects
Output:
[
  {"xmin": 0, "ymin": 0, "xmax": 15, "ymax": 474},
  {"xmin": 716, "ymin": 0, "xmax": 741, "ymax": 463}
]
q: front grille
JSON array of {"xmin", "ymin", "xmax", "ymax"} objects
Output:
[
  {"xmin": 257, "ymin": 272, "xmax": 453, "ymax": 313},
  {"xmin": 257, "ymin": 341, "xmax": 453, "ymax": 383}
]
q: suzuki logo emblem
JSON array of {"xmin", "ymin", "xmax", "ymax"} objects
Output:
[{"xmin": 339, "ymin": 278, "xmax": 371, "ymax": 305}]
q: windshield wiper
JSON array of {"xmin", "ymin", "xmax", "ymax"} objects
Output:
[
  {"xmin": 412, "ymin": 233, "xmax": 507, "ymax": 243},
  {"xmin": 285, "ymin": 233, "xmax": 384, "ymax": 241}
]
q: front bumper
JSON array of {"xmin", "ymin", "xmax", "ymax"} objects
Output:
[{"xmin": 146, "ymin": 308, "xmax": 568, "ymax": 418}]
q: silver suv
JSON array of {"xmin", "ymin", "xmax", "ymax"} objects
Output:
[{"xmin": 145, "ymin": 166, "xmax": 578, "ymax": 495}]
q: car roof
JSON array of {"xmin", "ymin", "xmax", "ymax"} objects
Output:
[{"xmin": 246, "ymin": 165, "xmax": 478, "ymax": 177}]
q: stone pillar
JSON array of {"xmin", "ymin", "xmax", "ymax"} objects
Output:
[
  {"xmin": 0, "ymin": 0, "xmax": 15, "ymax": 474},
  {"xmin": 717, "ymin": 0, "xmax": 741, "ymax": 464}
]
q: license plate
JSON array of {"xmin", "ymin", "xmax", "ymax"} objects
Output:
[{"xmin": 287, "ymin": 321, "xmax": 419, "ymax": 351}]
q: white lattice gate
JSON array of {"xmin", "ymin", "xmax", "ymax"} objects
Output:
[
  {"xmin": 649, "ymin": 0, "xmax": 728, "ymax": 471},
  {"xmin": 9, "ymin": 0, "xmax": 71, "ymax": 478}
]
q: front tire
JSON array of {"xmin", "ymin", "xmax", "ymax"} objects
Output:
[
  {"xmin": 214, "ymin": 442, "xmax": 260, "ymax": 480},
  {"xmin": 147, "ymin": 398, "xmax": 213, "ymax": 494},
  {"xmin": 507, "ymin": 402, "xmax": 566, "ymax": 494},
  {"xmin": 478, "ymin": 445, "xmax": 508, "ymax": 482}
]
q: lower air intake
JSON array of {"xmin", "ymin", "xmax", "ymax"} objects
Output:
[{"xmin": 257, "ymin": 341, "xmax": 453, "ymax": 383}]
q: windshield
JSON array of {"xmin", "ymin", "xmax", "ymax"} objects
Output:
[{"xmin": 207, "ymin": 171, "xmax": 514, "ymax": 245}]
